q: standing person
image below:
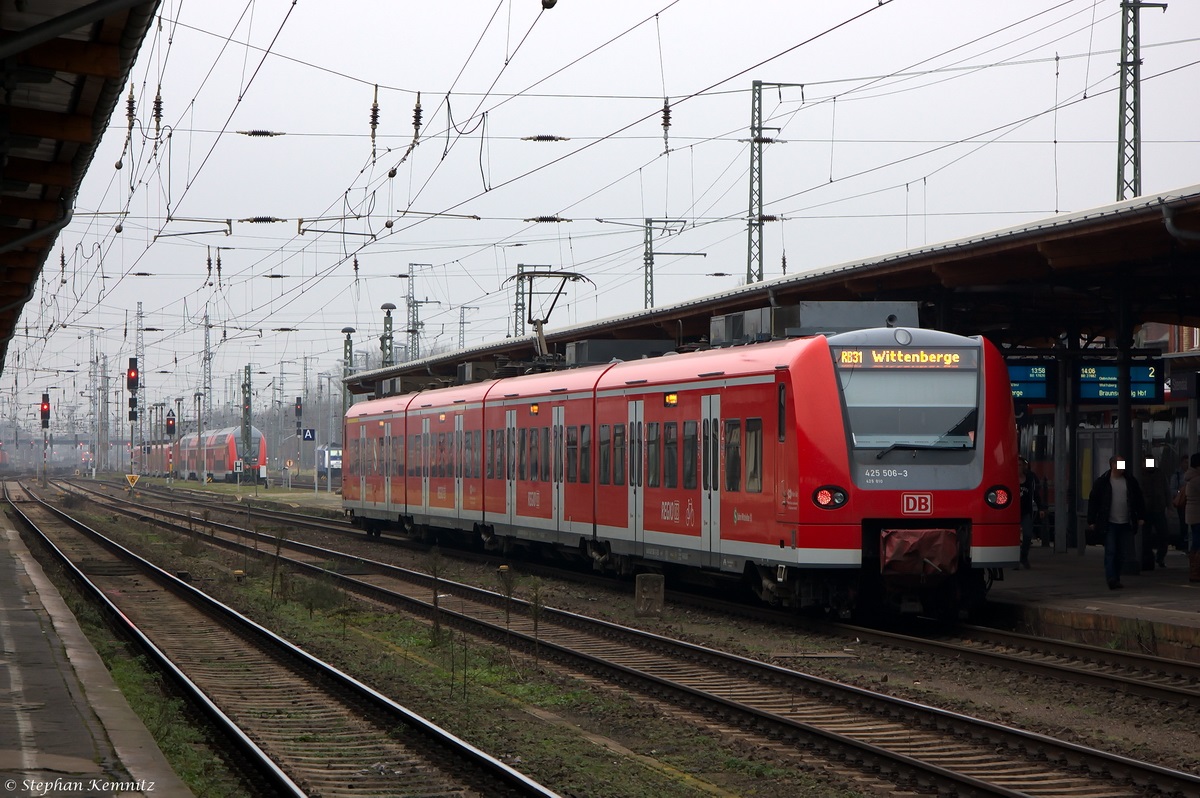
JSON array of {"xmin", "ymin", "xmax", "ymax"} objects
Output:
[
  {"xmin": 1185, "ymin": 453, "xmax": 1200, "ymax": 583},
  {"xmin": 1086, "ymin": 456, "xmax": 1146, "ymax": 590},
  {"xmin": 1017, "ymin": 457, "xmax": 1043, "ymax": 569},
  {"xmin": 1170, "ymin": 454, "xmax": 1189, "ymax": 549},
  {"xmin": 1141, "ymin": 459, "xmax": 1171, "ymax": 568}
]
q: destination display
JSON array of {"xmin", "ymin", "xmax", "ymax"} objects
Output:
[
  {"xmin": 834, "ymin": 347, "xmax": 978, "ymax": 369},
  {"xmin": 1075, "ymin": 360, "xmax": 1163, "ymax": 404},
  {"xmin": 1008, "ymin": 360, "xmax": 1056, "ymax": 402}
]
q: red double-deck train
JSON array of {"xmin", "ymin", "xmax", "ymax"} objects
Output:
[
  {"xmin": 343, "ymin": 327, "xmax": 1020, "ymax": 616},
  {"xmin": 144, "ymin": 426, "xmax": 267, "ymax": 483}
]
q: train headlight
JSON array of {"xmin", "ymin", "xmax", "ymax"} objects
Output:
[
  {"xmin": 985, "ymin": 485, "xmax": 1012, "ymax": 509},
  {"xmin": 812, "ymin": 485, "xmax": 848, "ymax": 509}
]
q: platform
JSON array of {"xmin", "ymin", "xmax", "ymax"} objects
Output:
[
  {"xmin": 0, "ymin": 519, "xmax": 190, "ymax": 797},
  {"xmin": 987, "ymin": 541, "xmax": 1200, "ymax": 662}
]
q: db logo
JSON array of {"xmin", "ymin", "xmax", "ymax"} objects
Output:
[{"xmin": 901, "ymin": 493, "xmax": 933, "ymax": 515}]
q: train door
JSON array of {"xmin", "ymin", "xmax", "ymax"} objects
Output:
[
  {"xmin": 628, "ymin": 400, "xmax": 644, "ymax": 549},
  {"xmin": 383, "ymin": 421, "xmax": 392, "ymax": 508},
  {"xmin": 356, "ymin": 421, "xmax": 367, "ymax": 509},
  {"xmin": 454, "ymin": 414, "xmax": 464, "ymax": 514},
  {"xmin": 420, "ymin": 416, "xmax": 431, "ymax": 516},
  {"xmin": 701, "ymin": 393, "xmax": 721, "ymax": 559},
  {"xmin": 505, "ymin": 409, "xmax": 517, "ymax": 528},
  {"xmin": 552, "ymin": 405, "xmax": 565, "ymax": 533}
]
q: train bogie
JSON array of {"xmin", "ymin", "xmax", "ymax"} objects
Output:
[{"xmin": 344, "ymin": 328, "xmax": 1020, "ymax": 618}]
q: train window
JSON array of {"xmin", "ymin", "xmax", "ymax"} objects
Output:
[
  {"xmin": 553, "ymin": 425, "xmax": 563, "ymax": 483},
  {"xmin": 598, "ymin": 425, "xmax": 610, "ymax": 485},
  {"xmin": 519, "ymin": 428, "xmax": 528, "ymax": 480},
  {"xmin": 532, "ymin": 429, "xmax": 543, "ymax": 482},
  {"xmin": 486, "ymin": 431, "xmax": 494, "ymax": 479},
  {"xmin": 457, "ymin": 430, "xmax": 465, "ymax": 479},
  {"xmin": 566, "ymin": 426, "xmax": 578, "ymax": 483},
  {"xmin": 702, "ymin": 419, "xmax": 710, "ymax": 491},
  {"xmin": 473, "ymin": 430, "xmax": 482, "ymax": 479},
  {"xmin": 541, "ymin": 426, "xmax": 551, "ymax": 482},
  {"xmin": 777, "ymin": 384, "xmax": 787, "ymax": 442},
  {"xmin": 613, "ymin": 424, "xmax": 626, "ymax": 486},
  {"xmin": 646, "ymin": 422, "xmax": 660, "ymax": 488},
  {"xmin": 683, "ymin": 420, "xmax": 697, "ymax": 490},
  {"xmin": 839, "ymin": 365, "xmax": 978, "ymax": 451},
  {"xmin": 580, "ymin": 425, "xmax": 591, "ymax": 484},
  {"xmin": 631, "ymin": 421, "xmax": 643, "ymax": 487},
  {"xmin": 724, "ymin": 419, "xmax": 742, "ymax": 492},
  {"xmin": 745, "ymin": 418, "xmax": 763, "ymax": 493},
  {"xmin": 664, "ymin": 422, "xmax": 678, "ymax": 489},
  {"xmin": 507, "ymin": 427, "xmax": 515, "ymax": 481}
]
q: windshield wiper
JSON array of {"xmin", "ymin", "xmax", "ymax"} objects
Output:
[{"xmin": 875, "ymin": 442, "xmax": 971, "ymax": 460}]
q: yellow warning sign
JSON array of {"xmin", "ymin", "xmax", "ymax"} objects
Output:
[{"xmin": 126, "ymin": 474, "xmax": 140, "ymax": 488}]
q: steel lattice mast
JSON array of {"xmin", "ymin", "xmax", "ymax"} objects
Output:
[{"xmin": 1117, "ymin": 1, "xmax": 1166, "ymax": 200}]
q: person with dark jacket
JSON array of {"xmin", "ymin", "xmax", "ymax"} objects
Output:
[
  {"xmin": 1087, "ymin": 456, "xmax": 1146, "ymax": 590},
  {"xmin": 1017, "ymin": 456, "xmax": 1043, "ymax": 569}
]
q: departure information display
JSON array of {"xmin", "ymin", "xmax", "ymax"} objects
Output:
[
  {"xmin": 1075, "ymin": 360, "xmax": 1163, "ymax": 404},
  {"xmin": 1008, "ymin": 361, "xmax": 1056, "ymax": 402}
]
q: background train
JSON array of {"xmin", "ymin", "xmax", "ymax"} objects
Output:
[
  {"xmin": 343, "ymin": 327, "xmax": 1020, "ymax": 617},
  {"xmin": 145, "ymin": 425, "xmax": 268, "ymax": 483},
  {"xmin": 316, "ymin": 444, "xmax": 343, "ymax": 480}
]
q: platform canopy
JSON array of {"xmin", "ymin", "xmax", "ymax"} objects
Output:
[
  {"xmin": 0, "ymin": 0, "xmax": 159, "ymax": 374},
  {"xmin": 348, "ymin": 185, "xmax": 1200, "ymax": 395}
]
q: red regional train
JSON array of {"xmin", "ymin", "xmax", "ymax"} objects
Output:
[
  {"xmin": 145, "ymin": 425, "xmax": 267, "ymax": 482},
  {"xmin": 343, "ymin": 327, "xmax": 1020, "ymax": 617}
]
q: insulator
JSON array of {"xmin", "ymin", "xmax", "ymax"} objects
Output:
[
  {"xmin": 412, "ymin": 92, "xmax": 422, "ymax": 136},
  {"xmin": 781, "ymin": 252, "xmax": 788, "ymax": 275},
  {"xmin": 153, "ymin": 86, "xmax": 163, "ymax": 134},
  {"xmin": 353, "ymin": 256, "xmax": 359, "ymax": 275},
  {"xmin": 370, "ymin": 85, "xmax": 380, "ymax": 130},
  {"xmin": 237, "ymin": 129, "xmax": 285, "ymax": 137},
  {"xmin": 522, "ymin": 134, "xmax": 569, "ymax": 142},
  {"xmin": 760, "ymin": 214, "xmax": 779, "ymax": 222},
  {"xmin": 524, "ymin": 215, "xmax": 570, "ymax": 223},
  {"xmin": 125, "ymin": 83, "xmax": 135, "ymax": 129},
  {"xmin": 661, "ymin": 99, "xmax": 671, "ymax": 130},
  {"xmin": 238, "ymin": 216, "xmax": 285, "ymax": 224}
]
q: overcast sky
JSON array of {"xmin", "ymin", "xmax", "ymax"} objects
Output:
[{"xmin": 10, "ymin": 0, "xmax": 1200, "ymax": 431}]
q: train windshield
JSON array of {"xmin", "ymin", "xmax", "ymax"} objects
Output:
[{"xmin": 835, "ymin": 348, "xmax": 979, "ymax": 452}]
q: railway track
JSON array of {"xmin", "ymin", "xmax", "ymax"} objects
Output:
[
  {"xmin": 55, "ymin": 479, "xmax": 1200, "ymax": 798},
  {"xmin": 7, "ymin": 481, "xmax": 559, "ymax": 798},
  {"xmin": 92, "ymin": 477, "xmax": 1200, "ymax": 703}
]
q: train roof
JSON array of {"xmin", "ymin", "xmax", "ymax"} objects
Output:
[
  {"xmin": 351, "ymin": 336, "xmax": 830, "ymax": 411},
  {"xmin": 179, "ymin": 425, "xmax": 265, "ymax": 441},
  {"xmin": 596, "ymin": 337, "xmax": 819, "ymax": 390}
]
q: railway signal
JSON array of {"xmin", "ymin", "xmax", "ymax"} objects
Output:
[
  {"xmin": 165, "ymin": 410, "xmax": 176, "ymax": 436},
  {"xmin": 40, "ymin": 393, "xmax": 49, "ymax": 428},
  {"xmin": 295, "ymin": 396, "xmax": 302, "ymax": 436},
  {"xmin": 126, "ymin": 357, "xmax": 139, "ymax": 392}
]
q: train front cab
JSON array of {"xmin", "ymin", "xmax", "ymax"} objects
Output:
[{"xmin": 810, "ymin": 328, "xmax": 1021, "ymax": 617}]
